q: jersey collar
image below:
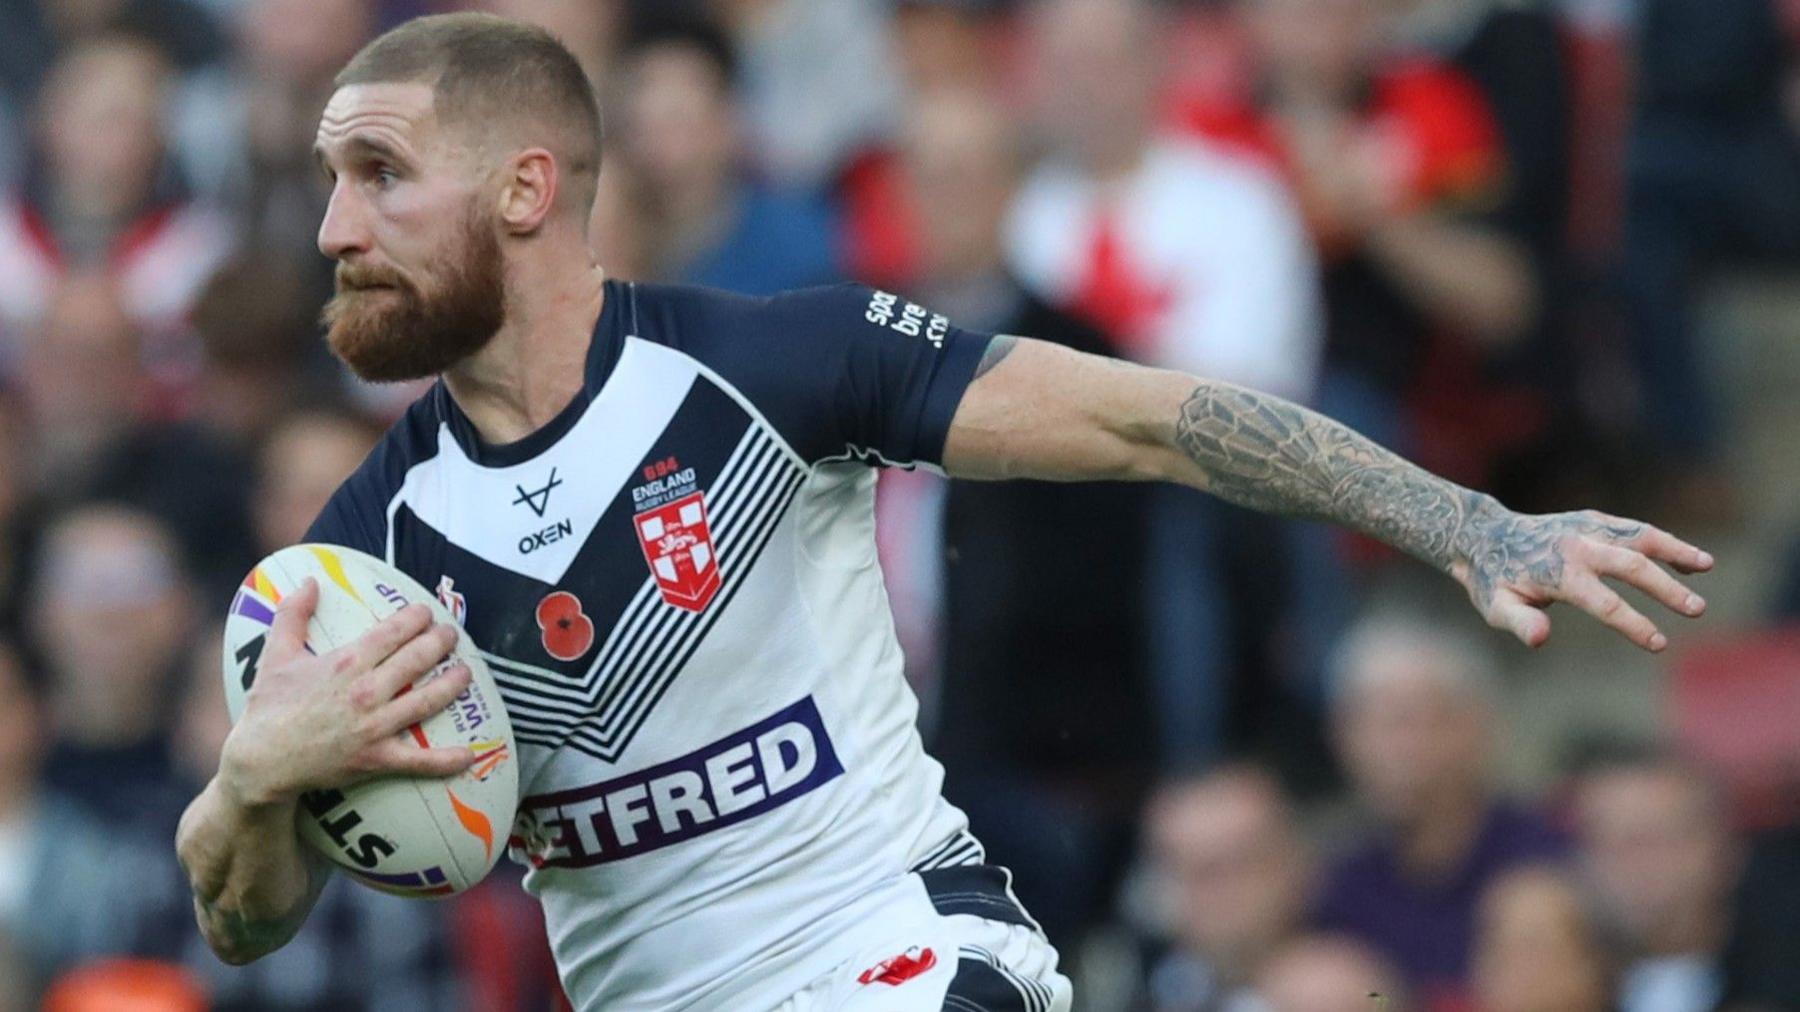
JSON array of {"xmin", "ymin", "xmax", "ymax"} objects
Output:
[{"xmin": 437, "ymin": 278, "xmax": 627, "ymax": 469}]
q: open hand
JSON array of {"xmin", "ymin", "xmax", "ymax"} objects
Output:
[
  {"xmin": 219, "ymin": 579, "xmax": 475, "ymax": 807},
  {"xmin": 1453, "ymin": 509, "xmax": 1715, "ymax": 652}
]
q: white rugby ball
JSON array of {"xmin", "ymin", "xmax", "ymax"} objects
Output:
[{"xmin": 221, "ymin": 544, "xmax": 517, "ymax": 898}]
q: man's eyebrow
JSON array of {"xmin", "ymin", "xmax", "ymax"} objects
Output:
[{"xmin": 313, "ymin": 135, "xmax": 411, "ymax": 172}]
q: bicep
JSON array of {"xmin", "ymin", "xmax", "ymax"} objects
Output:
[{"xmin": 941, "ymin": 337, "xmax": 1192, "ymax": 483}]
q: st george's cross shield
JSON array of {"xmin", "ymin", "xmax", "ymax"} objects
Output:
[{"xmin": 632, "ymin": 490, "xmax": 722, "ymax": 612}]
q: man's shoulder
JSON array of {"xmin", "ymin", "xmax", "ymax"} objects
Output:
[
  {"xmin": 626, "ymin": 279, "xmax": 873, "ymax": 329},
  {"xmin": 622, "ymin": 279, "xmax": 892, "ymax": 366},
  {"xmin": 355, "ymin": 385, "xmax": 449, "ymax": 491},
  {"xmin": 305, "ymin": 386, "xmax": 447, "ymax": 550}
]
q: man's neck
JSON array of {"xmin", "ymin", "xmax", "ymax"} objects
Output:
[
  {"xmin": 444, "ymin": 252, "xmax": 607, "ymax": 447},
  {"xmin": 1395, "ymin": 790, "xmax": 1488, "ymax": 880}
]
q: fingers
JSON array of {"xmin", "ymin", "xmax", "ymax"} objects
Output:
[
  {"xmin": 265, "ymin": 579, "xmax": 319, "ymax": 660},
  {"xmin": 363, "ymin": 737, "xmax": 479, "ymax": 779},
  {"xmin": 1563, "ymin": 574, "xmax": 1666, "ymax": 652},
  {"xmin": 1602, "ymin": 516, "xmax": 1715, "ymax": 575},
  {"xmin": 1592, "ymin": 544, "xmax": 1706, "ymax": 619},
  {"xmin": 338, "ymin": 604, "xmax": 434, "ymax": 678},
  {"xmin": 373, "ymin": 662, "xmax": 472, "ymax": 737},
  {"xmin": 1486, "ymin": 589, "xmax": 1551, "ymax": 648},
  {"xmin": 364, "ymin": 622, "xmax": 459, "ymax": 702}
]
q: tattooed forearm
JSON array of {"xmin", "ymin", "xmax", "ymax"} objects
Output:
[
  {"xmin": 974, "ymin": 335, "xmax": 1020, "ymax": 380},
  {"xmin": 194, "ymin": 895, "xmax": 312, "ymax": 964},
  {"xmin": 1172, "ymin": 383, "xmax": 1643, "ymax": 609}
]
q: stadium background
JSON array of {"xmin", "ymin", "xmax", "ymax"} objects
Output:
[{"xmin": 1, "ymin": 0, "xmax": 1797, "ymax": 1008}]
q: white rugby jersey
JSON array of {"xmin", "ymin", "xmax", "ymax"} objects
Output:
[{"xmin": 306, "ymin": 281, "xmax": 1039, "ymax": 1011}]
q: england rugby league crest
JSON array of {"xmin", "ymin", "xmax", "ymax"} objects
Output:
[{"xmin": 630, "ymin": 457, "xmax": 721, "ymax": 612}]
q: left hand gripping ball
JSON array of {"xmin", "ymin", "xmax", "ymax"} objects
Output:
[{"xmin": 222, "ymin": 544, "xmax": 518, "ymax": 898}]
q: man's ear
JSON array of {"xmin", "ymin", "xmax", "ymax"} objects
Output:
[{"xmin": 497, "ymin": 148, "xmax": 559, "ymax": 234}]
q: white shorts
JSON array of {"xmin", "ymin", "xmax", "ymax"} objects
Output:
[{"xmin": 772, "ymin": 865, "xmax": 1073, "ymax": 1012}]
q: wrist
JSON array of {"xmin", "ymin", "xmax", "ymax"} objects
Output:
[
  {"xmin": 217, "ymin": 734, "xmax": 294, "ymax": 811},
  {"xmin": 1447, "ymin": 490, "xmax": 1508, "ymax": 579}
]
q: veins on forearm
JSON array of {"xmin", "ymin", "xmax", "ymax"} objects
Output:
[{"xmin": 1170, "ymin": 383, "xmax": 1638, "ymax": 608}]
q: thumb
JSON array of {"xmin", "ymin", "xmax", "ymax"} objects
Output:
[
  {"xmin": 1487, "ymin": 590, "xmax": 1551, "ymax": 648},
  {"xmin": 267, "ymin": 577, "xmax": 319, "ymax": 660}
]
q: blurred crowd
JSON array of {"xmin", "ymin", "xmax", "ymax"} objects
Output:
[{"xmin": 0, "ymin": 0, "xmax": 1798, "ymax": 1009}]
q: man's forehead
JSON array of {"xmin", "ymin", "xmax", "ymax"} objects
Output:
[{"xmin": 315, "ymin": 81, "xmax": 439, "ymax": 153}]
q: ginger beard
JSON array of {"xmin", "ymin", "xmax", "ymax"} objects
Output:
[{"xmin": 322, "ymin": 199, "xmax": 507, "ymax": 382}]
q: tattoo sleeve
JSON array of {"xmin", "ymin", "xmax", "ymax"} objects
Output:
[
  {"xmin": 1173, "ymin": 382, "xmax": 1486, "ymax": 571},
  {"xmin": 1171, "ymin": 382, "xmax": 1641, "ymax": 609}
]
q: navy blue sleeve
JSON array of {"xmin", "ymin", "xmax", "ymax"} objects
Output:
[
  {"xmin": 303, "ymin": 455, "xmax": 390, "ymax": 555},
  {"xmin": 638, "ymin": 283, "xmax": 993, "ymax": 467}
]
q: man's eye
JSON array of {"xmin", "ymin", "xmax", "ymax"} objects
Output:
[{"xmin": 373, "ymin": 167, "xmax": 398, "ymax": 188}]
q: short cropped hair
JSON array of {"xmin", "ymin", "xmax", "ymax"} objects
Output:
[{"xmin": 336, "ymin": 13, "xmax": 602, "ymax": 212}]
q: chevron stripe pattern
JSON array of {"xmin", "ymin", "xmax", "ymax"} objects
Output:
[{"xmin": 481, "ymin": 425, "xmax": 806, "ymax": 762}]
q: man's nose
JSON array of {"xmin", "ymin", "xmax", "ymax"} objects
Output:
[{"xmin": 317, "ymin": 182, "xmax": 371, "ymax": 260}]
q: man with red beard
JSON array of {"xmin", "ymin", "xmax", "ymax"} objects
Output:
[{"xmin": 176, "ymin": 13, "xmax": 1714, "ymax": 1012}]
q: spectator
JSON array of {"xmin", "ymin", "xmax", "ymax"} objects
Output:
[
  {"xmin": 616, "ymin": 11, "xmax": 842, "ymax": 295},
  {"xmin": 28, "ymin": 503, "xmax": 196, "ymax": 833},
  {"xmin": 707, "ymin": 0, "xmax": 904, "ymax": 190},
  {"xmin": 1574, "ymin": 749, "xmax": 1740, "ymax": 1012},
  {"xmin": 1719, "ymin": 826, "xmax": 1800, "ymax": 1010},
  {"xmin": 1006, "ymin": 0, "xmax": 1328, "ymax": 769},
  {"xmin": 187, "ymin": 253, "xmax": 334, "ymax": 450},
  {"xmin": 836, "ymin": 0, "xmax": 1016, "ymax": 290},
  {"xmin": 0, "ymin": 35, "xmax": 234, "ymax": 378},
  {"xmin": 1185, "ymin": 0, "xmax": 1538, "ymax": 490},
  {"xmin": 14, "ymin": 272, "xmax": 147, "ymax": 490},
  {"xmin": 469, "ymin": 0, "xmax": 623, "ymax": 86},
  {"xmin": 1472, "ymin": 866, "xmax": 1617, "ymax": 1012},
  {"xmin": 0, "ymin": 638, "xmax": 169, "ymax": 998},
  {"xmin": 250, "ymin": 407, "xmax": 381, "ymax": 556},
  {"xmin": 1388, "ymin": 0, "xmax": 1571, "ymax": 259},
  {"xmin": 880, "ymin": 87, "xmax": 1151, "ymax": 948},
  {"xmin": 1620, "ymin": 0, "xmax": 1800, "ymax": 518},
  {"xmin": 197, "ymin": 0, "xmax": 376, "ymax": 257},
  {"xmin": 1256, "ymin": 935, "xmax": 1412, "ymax": 1012},
  {"xmin": 1387, "ymin": 0, "xmax": 1579, "ymax": 507},
  {"xmin": 1010, "ymin": 0, "xmax": 1319, "ymax": 395},
  {"xmin": 1316, "ymin": 612, "xmax": 1565, "ymax": 1009},
  {"xmin": 18, "ymin": 270, "xmax": 260, "ymax": 596},
  {"xmin": 0, "ymin": 0, "xmax": 227, "ymax": 113},
  {"xmin": 1140, "ymin": 766, "xmax": 1314, "ymax": 1012},
  {"xmin": 891, "ymin": 0, "xmax": 1012, "ymax": 97}
]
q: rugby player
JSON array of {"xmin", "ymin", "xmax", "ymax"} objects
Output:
[{"xmin": 176, "ymin": 14, "xmax": 1712, "ymax": 1012}]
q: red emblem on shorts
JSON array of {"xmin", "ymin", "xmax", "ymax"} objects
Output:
[
  {"xmin": 632, "ymin": 490, "xmax": 721, "ymax": 612},
  {"xmin": 857, "ymin": 947, "xmax": 938, "ymax": 987},
  {"xmin": 536, "ymin": 591, "xmax": 595, "ymax": 661}
]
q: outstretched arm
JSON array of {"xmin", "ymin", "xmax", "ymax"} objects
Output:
[{"xmin": 941, "ymin": 337, "xmax": 1713, "ymax": 650}]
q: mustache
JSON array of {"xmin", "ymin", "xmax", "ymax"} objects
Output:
[{"xmin": 334, "ymin": 264, "xmax": 412, "ymax": 291}]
